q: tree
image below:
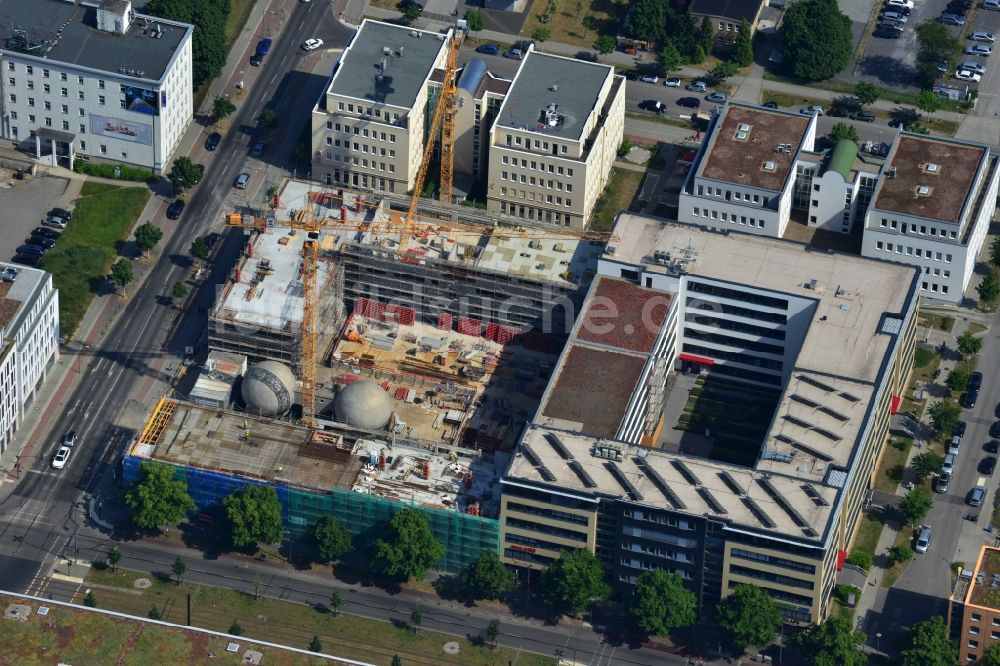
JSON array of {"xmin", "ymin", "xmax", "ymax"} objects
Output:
[
  {"xmin": 168, "ymin": 156, "xmax": 203, "ymax": 192},
  {"xmin": 145, "ymin": 0, "xmax": 230, "ymax": 88},
  {"xmin": 715, "ymin": 584, "xmax": 781, "ymax": 648},
  {"xmin": 410, "ymin": 608, "xmax": 422, "ymax": 634},
  {"xmin": 984, "ymin": 643, "xmax": 1000, "ymax": 666},
  {"xmin": 329, "ymin": 590, "xmax": 342, "ymax": 616},
  {"xmin": 854, "ymin": 82, "xmax": 878, "ymax": 108},
  {"xmin": 308, "ymin": 635, "xmax": 323, "ymax": 652},
  {"xmin": 594, "ymin": 35, "xmax": 616, "ymax": 61},
  {"xmin": 690, "ymin": 44, "xmax": 706, "ymax": 65},
  {"xmin": 708, "ymin": 61, "xmax": 738, "ymax": 84},
  {"xmin": 84, "ymin": 590, "xmax": 97, "ymax": 607},
  {"xmin": 780, "ymin": 0, "xmax": 853, "ymax": 80},
  {"xmin": 628, "ymin": 570, "xmax": 697, "ymax": 637},
  {"xmin": 628, "ymin": 0, "xmax": 668, "ymax": 43},
  {"xmin": 531, "ymin": 27, "xmax": 551, "ymax": 43},
  {"xmin": 899, "ymin": 487, "xmax": 933, "ymax": 526},
  {"xmin": 190, "ymin": 236, "xmax": 210, "ymax": 260},
  {"xmin": 463, "ymin": 10, "xmax": 484, "ymax": 39},
  {"xmin": 313, "ymin": 516, "xmax": 353, "ymax": 563},
  {"xmin": 912, "ymin": 452, "xmax": 944, "ymax": 481},
  {"xmin": 109, "ymin": 259, "xmax": 133, "ymax": 294},
  {"xmin": 582, "ymin": 15, "xmax": 597, "ymax": 40},
  {"xmin": 229, "ymin": 620, "xmax": 243, "ymax": 636},
  {"xmin": 172, "ymin": 281, "xmax": 188, "ymax": 300},
  {"xmin": 222, "ymin": 484, "xmax": 284, "ymax": 549},
  {"xmin": 889, "ymin": 544, "xmax": 913, "ymax": 563},
  {"xmin": 172, "ymin": 556, "xmax": 187, "ymax": 585},
  {"xmin": 928, "ymin": 400, "xmax": 961, "ymax": 438},
  {"xmin": 372, "ymin": 508, "xmax": 445, "ymax": 580},
  {"xmin": 462, "ymin": 551, "xmax": 514, "ymax": 600},
  {"xmin": 957, "ymin": 331, "xmax": 984, "ymax": 358},
  {"xmin": 916, "ymin": 21, "xmax": 962, "ymax": 88},
  {"xmin": 134, "ymin": 222, "xmax": 164, "ymax": 255},
  {"xmin": 213, "ymin": 96, "xmax": 236, "ymax": 120},
  {"xmin": 618, "ymin": 138, "xmax": 632, "ymax": 159},
  {"xmin": 538, "ymin": 549, "xmax": 610, "ymax": 616},
  {"xmin": 257, "ymin": 108, "xmax": 278, "ymax": 129},
  {"xmin": 829, "ymin": 122, "xmax": 859, "ymax": 144},
  {"xmin": 990, "ymin": 237, "xmax": 1000, "ymax": 269},
  {"xmin": 485, "ymin": 619, "xmax": 501, "ymax": 649},
  {"xmin": 845, "ymin": 551, "xmax": 872, "ymax": 571},
  {"xmin": 697, "ymin": 16, "xmax": 715, "ymax": 54},
  {"xmin": 916, "ymin": 90, "xmax": 942, "ymax": 114},
  {"xmin": 391, "ymin": 656, "xmax": 403, "ymax": 666},
  {"xmin": 979, "ymin": 271, "xmax": 1000, "ymax": 304},
  {"xmin": 792, "ymin": 617, "xmax": 866, "ymax": 666},
  {"xmin": 896, "ymin": 616, "xmax": 956, "ymax": 666},
  {"xmin": 732, "ymin": 19, "xmax": 753, "ymax": 67},
  {"xmin": 946, "ymin": 368, "xmax": 969, "ymax": 392},
  {"xmin": 402, "ymin": 4, "xmax": 421, "ymax": 23},
  {"xmin": 656, "ymin": 42, "xmax": 682, "ymax": 75},
  {"xmin": 148, "ymin": 604, "xmax": 162, "ymax": 620},
  {"xmin": 107, "ymin": 547, "xmax": 121, "ymax": 573},
  {"xmin": 124, "ymin": 460, "xmax": 196, "ymax": 530}
]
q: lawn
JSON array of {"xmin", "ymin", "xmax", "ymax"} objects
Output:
[
  {"xmin": 874, "ymin": 436, "xmax": 913, "ymax": 493},
  {"xmin": 919, "ymin": 313, "xmax": 955, "ymax": 332},
  {"xmin": 40, "ymin": 182, "xmax": 149, "ymax": 336},
  {"xmin": 851, "ymin": 513, "xmax": 884, "ymax": 558},
  {"xmin": 761, "ymin": 71, "xmax": 967, "ymax": 114},
  {"xmin": 81, "ymin": 568, "xmax": 554, "ymax": 666},
  {"xmin": 881, "ymin": 529, "xmax": 914, "ymax": 589},
  {"xmin": 968, "ymin": 322, "xmax": 988, "ymax": 336},
  {"xmin": 760, "ymin": 92, "xmax": 834, "ymax": 111},
  {"xmin": 520, "ymin": 0, "xmax": 629, "ymax": 48},
  {"xmin": 624, "ymin": 111, "xmax": 693, "ymax": 129},
  {"xmin": 590, "ymin": 167, "xmax": 644, "ymax": 231}
]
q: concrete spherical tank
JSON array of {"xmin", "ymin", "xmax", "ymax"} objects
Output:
[
  {"xmin": 241, "ymin": 360, "xmax": 297, "ymax": 417},
  {"xmin": 333, "ymin": 380, "xmax": 394, "ymax": 430}
]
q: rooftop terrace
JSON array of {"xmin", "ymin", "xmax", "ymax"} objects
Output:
[
  {"xmin": 967, "ymin": 546, "xmax": 1000, "ymax": 609},
  {"xmin": 0, "ymin": 263, "xmax": 45, "ymax": 334}
]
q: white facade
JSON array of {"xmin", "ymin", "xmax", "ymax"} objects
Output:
[
  {"xmin": 0, "ymin": 1, "xmax": 193, "ymax": 173},
  {"xmin": 0, "ymin": 265, "xmax": 59, "ymax": 455}
]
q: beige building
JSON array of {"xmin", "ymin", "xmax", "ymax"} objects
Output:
[
  {"xmin": 311, "ymin": 20, "xmax": 452, "ymax": 194},
  {"xmin": 955, "ymin": 546, "xmax": 1000, "ymax": 663},
  {"xmin": 487, "ymin": 48, "xmax": 625, "ymax": 229}
]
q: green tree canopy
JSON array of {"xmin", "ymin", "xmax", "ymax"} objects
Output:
[
  {"xmin": 732, "ymin": 19, "xmax": 753, "ymax": 67},
  {"xmin": 899, "ymin": 487, "xmax": 933, "ymax": 526},
  {"xmin": 222, "ymin": 484, "xmax": 284, "ymax": 549},
  {"xmin": 168, "ymin": 156, "xmax": 203, "ymax": 192},
  {"xmin": 110, "ymin": 259, "xmax": 133, "ymax": 292},
  {"xmin": 402, "ymin": 5, "xmax": 421, "ymax": 23},
  {"xmin": 715, "ymin": 584, "xmax": 782, "ymax": 648},
  {"xmin": 780, "ymin": 0, "xmax": 853, "ymax": 80},
  {"xmin": 190, "ymin": 236, "xmax": 210, "ymax": 260},
  {"xmin": 594, "ymin": 35, "xmax": 616, "ymax": 59},
  {"xmin": 984, "ymin": 643, "xmax": 1000, "ymax": 666},
  {"xmin": 213, "ymin": 96, "xmax": 236, "ymax": 120},
  {"xmin": 697, "ymin": 16, "xmax": 714, "ymax": 53},
  {"xmin": 532, "ymin": 27, "xmax": 551, "ymax": 43},
  {"xmin": 329, "ymin": 590, "xmax": 342, "ymax": 616},
  {"xmin": 107, "ymin": 547, "xmax": 122, "ymax": 573},
  {"xmin": 134, "ymin": 222, "xmax": 164, "ymax": 254},
  {"xmin": 372, "ymin": 508, "xmax": 445, "ymax": 580},
  {"xmin": 854, "ymin": 82, "xmax": 878, "ymax": 107},
  {"xmin": 539, "ymin": 549, "xmax": 610, "ymax": 616},
  {"xmin": 912, "ymin": 452, "xmax": 944, "ymax": 481},
  {"xmin": 463, "ymin": 9, "xmax": 484, "ymax": 36},
  {"xmin": 916, "ymin": 90, "xmax": 943, "ymax": 114},
  {"xmin": 312, "ymin": 515, "xmax": 353, "ymax": 563},
  {"xmin": 830, "ymin": 122, "xmax": 859, "ymax": 143},
  {"xmin": 257, "ymin": 108, "xmax": 278, "ymax": 129},
  {"xmin": 308, "ymin": 635, "xmax": 323, "ymax": 652},
  {"xmin": 928, "ymin": 400, "xmax": 961, "ymax": 438},
  {"xmin": 628, "ymin": 570, "xmax": 696, "ymax": 637},
  {"xmin": 172, "ymin": 281, "xmax": 188, "ymax": 300},
  {"xmin": 656, "ymin": 42, "xmax": 682, "ymax": 74},
  {"xmin": 990, "ymin": 237, "xmax": 1000, "ymax": 269},
  {"xmin": 485, "ymin": 619, "xmax": 501, "ymax": 648},
  {"xmin": 980, "ymin": 271, "xmax": 1000, "ymax": 304},
  {"xmin": 144, "ymin": 0, "xmax": 229, "ymax": 89},
  {"xmin": 172, "ymin": 556, "xmax": 187, "ymax": 584},
  {"xmin": 462, "ymin": 550, "xmax": 514, "ymax": 600},
  {"xmin": 792, "ymin": 617, "xmax": 866, "ymax": 666},
  {"xmin": 916, "ymin": 21, "xmax": 962, "ymax": 88},
  {"xmin": 896, "ymin": 616, "xmax": 956, "ymax": 666},
  {"xmin": 124, "ymin": 461, "xmax": 196, "ymax": 530},
  {"xmin": 946, "ymin": 368, "xmax": 969, "ymax": 391},
  {"xmin": 708, "ymin": 61, "xmax": 738, "ymax": 83},
  {"xmin": 888, "ymin": 544, "xmax": 913, "ymax": 563},
  {"xmin": 627, "ymin": 0, "xmax": 668, "ymax": 43},
  {"xmin": 958, "ymin": 331, "xmax": 984, "ymax": 357}
]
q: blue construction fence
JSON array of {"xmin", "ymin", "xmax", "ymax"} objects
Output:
[{"xmin": 123, "ymin": 455, "xmax": 499, "ymax": 572}]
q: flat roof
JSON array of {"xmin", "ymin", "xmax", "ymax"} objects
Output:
[
  {"xmin": 966, "ymin": 546, "xmax": 1000, "ymax": 609},
  {"xmin": 477, "ymin": 234, "xmax": 601, "ymax": 286},
  {"xmin": 871, "ymin": 133, "xmax": 989, "ymax": 225},
  {"xmin": 494, "ymin": 49, "xmax": 612, "ymax": 142},
  {"xmin": 0, "ymin": 0, "xmax": 190, "ymax": 82},
  {"xmin": 0, "ymin": 263, "xmax": 46, "ymax": 336},
  {"xmin": 327, "ymin": 20, "xmax": 449, "ymax": 109},
  {"xmin": 575, "ymin": 275, "xmax": 670, "ymax": 353},
  {"xmin": 698, "ymin": 104, "xmax": 812, "ymax": 192},
  {"xmin": 509, "ymin": 425, "xmax": 837, "ymax": 539}
]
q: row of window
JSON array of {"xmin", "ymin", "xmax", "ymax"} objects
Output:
[
  {"xmin": 685, "ymin": 313, "xmax": 787, "ymax": 341},
  {"xmin": 505, "ymin": 501, "xmax": 590, "ymax": 526},
  {"xmin": 325, "ymin": 138, "xmax": 397, "ymax": 159},
  {"xmin": 687, "ymin": 280, "xmax": 789, "ymax": 310},
  {"xmin": 7, "ymin": 62, "xmax": 103, "ymax": 85},
  {"xmin": 499, "ymin": 201, "xmax": 573, "ymax": 226},
  {"xmin": 500, "ymin": 171, "xmax": 574, "ymax": 193},
  {"xmin": 684, "ymin": 328, "xmax": 785, "ymax": 357},
  {"xmin": 691, "ymin": 207, "xmax": 767, "ymax": 229},
  {"xmin": 681, "ymin": 343, "xmax": 784, "ymax": 372},
  {"xmin": 620, "ymin": 558, "xmax": 693, "ymax": 577},
  {"xmin": 874, "ymin": 241, "xmax": 953, "ymax": 263},
  {"xmin": 498, "ymin": 187, "xmax": 572, "ymax": 208},
  {"xmin": 730, "ymin": 548, "xmax": 817, "ymax": 574},
  {"xmin": 324, "ymin": 121, "xmax": 397, "ymax": 144},
  {"xmin": 9, "ymin": 94, "xmax": 118, "ymax": 109},
  {"xmin": 324, "ymin": 170, "xmax": 395, "ymax": 193},
  {"xmin": 505, "ymin": 517, "xmax": 587, "ymax": 543},
  {"xmin": 967, "ymin": 626, "xmax": 1000, "ymax": 638},
  {"xmin": 621, "ymin": 509, "xmax": 696, "ymax": 530},
  {"xmin": 11, "ymin": 127, "xmax": 122, "ymax": 159},
  {"xmin": 335, "ymin": 101, "xmax": 401, "ymax": 124},
  {"xmin": 320, "ymin": 152, "xmax": 396, "ymax": 173},
  {"xmin": 686, "ymin": 298, "xmax": 788, "ymax": 325},
  {"xmin": 621, "ymin": 525, "xmax": 699, "ymax": 549},
  {"xmin": 622, "ymin": 541, "xmax": 693, "ymax": 562},
  {"xmin": 696, "ymin": 184, "xmax": 769, "ymax": 207},
  {"xmin": 503, "ymin": 133, "xmax": 568, "ymax": 156},
  {"xmin": 730, "ymin": 565, "xmax": 814, "ymax": 590},
  {"xmin": 500, "ymin": 154, "xmax": 574, "ymax": 177},
  {"xmin": 879, "ymin": 217, "xmax": 958, "ymax": 240}
]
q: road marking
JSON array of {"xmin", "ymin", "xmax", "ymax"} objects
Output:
[{"xmin": 50, "ymin": 571, "xmax": 84, "ymax": 584}]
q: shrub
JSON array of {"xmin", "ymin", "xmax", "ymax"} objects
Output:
[
  {"xmin": 73, "ymin": 160, "xmax": 158, "ymax": 183},
  {"xmin": 845, "ymin": 552, "xmax": 873, "ymax": 571}
]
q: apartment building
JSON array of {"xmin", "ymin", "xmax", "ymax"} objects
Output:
[
  {"xmin": 0, "ymin": 264, "xmax": 59, "ymax": 455},
  {"xmin": 956, "ymin": 546, "xmax": 1000, "ymax": 663},
  {"xmin": 860, "ymin": 133, "xmax": 1000, "ymax": 304},
  {"xmin": 0, "ymin": 0, "xmax": 193, "ymax": 173},
  {"xmin": 311, "ymin": 20, "xmax": 452, "ymax": 194},
  {"xmin": 487, "ymin": 48, "xmax": 625, "ymax": 229},
  {"xmin": 500, "ymin": 215, "xmax": 921, "ymax": 624}
]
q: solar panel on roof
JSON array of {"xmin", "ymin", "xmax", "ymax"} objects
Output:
[
  {"xmin": 774, "ymin": 434, "xmax": 834, "ymax": 462},
  {"xmin": 756, "ymin": 477, "xmax": 809, "ymax": 528},
  {"xmin": 789, "ymin": 394, "xmax": 820, "ymax": 409},
  {"xmin": 741, "ymin": 497, "xmax": 777, "ymax": 528},
  {"xmin": 568, "ymin": 460, "xmax": 598, "ymax": 488},
  {"xmin": 717, "ymin": 471, "xmax": 745, "ymax": 495},
  {"xmin": 800, "ymin": 484, "xmax": 830, "ymax": 506},
  {"xmin": 797, "ymin": 375, "xmax": 835, "ymax": 392},
  {"xmin": 543, "ymin": 432, "xmax": 574, "ymax": 460},
  {"xmin": 538, "ymin": 465, "xmax": 557, "ymax": 482},
  {"xmin": 634, "ymin": 458, "xmax": 687, "ymax": 510},
  {"xmin": 521, "ymin": 443, "xmax": 542, "ymax": 467},
  {"xmin": 698, "ymin": 487, "xmax": 727, "ymax": 514},
  {"xmin": 818, "ymin": 406, "xmax": 849, "ymax": 422},
  {"xmin": 671, "ymin": 460, "xmax": 702, "ymax": 486},
  {"xmin": 604, "ymin": 462, "xmax": 643, "ymax": 501}
]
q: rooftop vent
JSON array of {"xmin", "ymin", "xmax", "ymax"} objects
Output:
[
  {"xmin": 923, "ymin": 162, "xmax": 940, "ymax": 173},
  {"xmin": 738, "ymin": 123, "xmax": 752, "ymax": 132},
  {"xmin": 550, "ymin": 84, "xmax": 558, "ymax": 92},
  {"xmin": 888, "ymin": 166, "xmax": 897, "ymax": 178},
  {"xmin": 762, "ymin": 160, "xmax": 776, "ymax": 172},
  {"xmin": 541, "ymin": 103, "xmax": 562, "ymax": 128},
  {"xmin": 409, "ymin": 30, "xmax": 421, "ymax": 38},
  {"xmin": 915, "ymin": 185, "xmax": 932, "ymax": 196},
  {"xmin": 735, "ymin": 130, "xmax": 749, "ymax": 141}
]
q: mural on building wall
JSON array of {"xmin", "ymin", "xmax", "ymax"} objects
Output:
[
  {"xmin": 124, "ymin": 85, "xmax": 160, "ymax": 115},
  {"xmin": 90, "ymin": 115, "xmax": 152, "ymax": 145}
]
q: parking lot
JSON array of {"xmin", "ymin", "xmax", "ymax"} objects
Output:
[
  {"xmin": 857, "ymin": 0, "xmax": 959, "ymax": 88},
  {"xmin": 0, "ymin": 174, "xmax": 72, "ymax": 263}
]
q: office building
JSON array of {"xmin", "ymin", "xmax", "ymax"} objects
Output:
[
  {"xmin": 499, "ymin": 215, "xmax": 921, "ymax": 624},
  {"xmin": 956, "ymin": 546, "xmax": 1000, "ymax": 663},
  {"xmin": 0, "ymin": 0, "xmax": 193, "ymax": 173}
]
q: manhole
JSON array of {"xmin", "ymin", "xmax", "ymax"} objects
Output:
[
  {"xmin": 134, "ymin": 577, "xmax": 152, "ymax": 589},
  {"xmin": 443, "ymin": 641, "xmax": 460, "ymax": 655}
]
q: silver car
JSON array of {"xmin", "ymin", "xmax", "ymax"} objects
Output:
[{"xmin": 915, "ymin": 525, "xmax": 931, "ymax": 553}]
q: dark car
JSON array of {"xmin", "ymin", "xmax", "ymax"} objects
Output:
[
  {"xmin": 986, "ymin": 440, "xmax": 1000, "ymax": 453},
  {"xmin": 250, "ymin": 53, "xmax": 263, "ymax": 66},
  {"xmin": 828, "ymin": 107, "xmax": 850, "ymax": 117},
  {"xmin": 964, "ymin": 388, "xmax": 980, "ymax": 409},
  {"xmin": 49, "ymin": 207, "xmax": 72, "ymax": 221},
  {"xmin": 12, "ymin": 255, "xmax": 39, "ymax": 266},
  {"xmin": 28, "ymin": 236, "xmax": 56, "ymax": 249},
  {"xmin": 623, "ymin": 70, "xmax": 639, "ymax": 80},
  {"xmin": 762, "ymin": 101, "xmax": 779, "ymax": 109},
  {"xmin": 981, "ymin": 457, "xmax": 997, "ymax": 475},
  {"xmin": 875, "ymin": 25, "xmax": 903, "ymax": 38},
  {"xmin": 205, "ymin": 132, "xmax": 222, "ymax": 151},
  {"xmin": 888, "ymin": 117, "xmax": 912, "ymax": 128},
  {"xmin": 16, "ymin": 244, "xmax": 46, "ymax": 257},
  {"xmin": 970, "ymin": 372, "xmax": 984, "ymax": 390},
  {"xmin": 957, "ymin": 421, "xmax": 967, "ymax": 438},
  {"xmin": 640, "ymin": 100, "xmax": 667, "ymax": 114},
  {"xmin": 166, "ymin": 199, "xmax": 185, "ymax": 220},
  {"xmin": 476, "ymin": 44, "xmax": 500, "ymax": 55},
  {"xmin": 995, "ymin": 401, "xmax": 1000, "ymax": 418},
  {"xmin": 575, "ymin": 51, "xmax": 597, "ymax": 62},
  {"xmin": 676, "ymin": 96, "xmax": 701, "ymax": 108},
  {"xmin": 852, "ymin": 111, "xmax": 876, "ymax": 122},
  {"xmin": 990, "ymin": 423, "xmax": 1000, "ymax": 438},
  {"xmin": 32, "ymin": 227, "xmax": 60, "ymax": 239}
]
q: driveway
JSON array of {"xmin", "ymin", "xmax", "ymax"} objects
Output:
[
  {"xmin": 956, "ymin": 9, "xmax": 1000, "ymax": 143},
  {"xmin": 0, "ymin": 174, "xmax": 71, "ymax": 262}
]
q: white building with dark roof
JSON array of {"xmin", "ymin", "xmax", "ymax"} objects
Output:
[{"xmin": 0, "ymin": 0, "xmax": 193, "ymax": 173}]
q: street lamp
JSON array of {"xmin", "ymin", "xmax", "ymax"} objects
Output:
[{"xmin": 875, "ymin": 632, "xmax": 882, "ymax": 654}]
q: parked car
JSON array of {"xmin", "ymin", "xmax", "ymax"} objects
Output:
[
  {"xmin": 874, "ymin": 25, "xmax": 903, "ymax": 38},
  {"xmin": 970, "ymin": 31, "xmax": 997, "ymax": 42},
  {"xmin": 762, "ymin": 101, "xmax": 779, "ymax": 109},
  {"xmin": 940, "ymin": 13, "xmax": 966, "ymax": 26},
  {"xmin": 852, "ymin": 111, "xmax": 876, "ymax": 122},
  {"xmin": 828, "ymin": 107, "xmax": 850, "ymax": 117},
  {"xmin": 640, "ymin": 74, "xmax": 658, "ymax": 84},
  {"xmin": 961, "ymin": 60, "xmax": 988, "ymax": 73},
  {"xmin": 166, "ymin": 199, "xmax": 185, "ymax": 220},
  {"xmin": 52, "ymin": 445, "xmax": 71, "ymax": 469},
  {"xmin": 957, "ymin": 421, "xmax": 968, "ymax": 438},
  {"xmin": 256, "ymin": 37, "xmax": 272, "ymax": 58},
  {"xmin": 989, "ymin": 422, "xmax": 1000, "ymax": 438},
  {"xmin": 935, "ymin": 472, "xmax": 952, "ymax": 493},
  {"xmin": 981, "ymin": 456, "xmax": 997, "ymax": 475},
  {"xmin": 955, "ymin": 68, "xmax": 983, "ymax": 82},
  {"xmin": 301, "ymin": 38, "xmax": 324, "ymax": 51},
  {"xmin": 706, "ymin": 92, "xmax": 728, "ymax": 103},
  {"xmin": 915, "ymin": 525, "xmax": 931, "ymax": 553},
  {"xmin": 985, "ymin": 0, "xmax": 1000, "ymax": 10},
  {"xmin": 800, "ymin": 105, "xmax": 825, "ymax": 115},
  {"xmin": 32, "ymin": 227, "xmax": 60, "ymax": 239},
  {"xmin": 969, "ymin": 485, "xmax": 987, "ymax": 506},
  {"xmin": 640, "ymin": 100, "xmax": 667, "ymax": 114},
  {"xmin": 49, "ymin": 207, "xmax": 72, "ymax": 221},
  {"xmin": 42, "ymin": 215, "xmax": 67, "ymax": 229},
  {"xmin": 27, "ymin": 236, "xmax": 55, "ymax": 249},
  {"xmin": 251, "ymin": 141, "xmax": 267, "ymax": 157},
  {"xmin": 887, "ymin": 0, "xmax": 914, "ymax": 8},
  {"xmin": 664, "ymin": 77, "xmax": 681, "ymax": 87},
  {"xmin": 950, "ymin": 434, "xmax": 963, "ymax": 456},
  {"xmin": 250, "ymin": 53, "xmax": 263, "ymax": 66},
  {"xmin": 970, "ymin": 372, "xmax": 984, "ymax": 390},
  {"xmin": 881, "ymin": 11, "xmax": 909, "ymax": 22},
  {"xmin": 676, "ymin": 96, "xmax": 701, "ymax": 108},
  {"xmin": 63, "ymin": 431, "xmax": 78, "ymax": 447},
  {"xmin": 205, "ymin": 132, "xmax": 222, "ymax": 151},
  {"xmin": 16, "ymin": 244, "xmax": 45, "ymax": 257},
  {"xmin": 685, "ymin": 81, "xmax": 708, "ymax": 92},
  {"xmin": 476, "ymin": 44, "xmax": 499, "ymax": 55},
  {"xmin": 964, "ymin": 385, "xmax": 981, "ymax": 407},
  {"xmin": 12, "ymin": 255, "xmax": 39, "ymax": 266},
  {"xmin": 966, "ymin": 44, "xmax": 993, "ymax": 55},
  {"xmin": 943, "ymin": 453, "xmax": 956, "ymax": 474},
  {"xmin": 503, "ymin": 48, "xmax": 523, "ymax": 60},
  {"xmin": 234, "ymin": 173, "xmax": 250, "ymax": 189}
]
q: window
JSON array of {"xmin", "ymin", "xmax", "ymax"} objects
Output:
[
  {"xmin": 77, "ymin": 76, "xmax": 83, "ymax": 84},
  {"xmin": 43, "ymin": 83, "xmax": 50, "ymax": 93},
  {"xmin": 43, "ymin": 101, "xmax": 50, "ymax": 111},
  {"xmin": 78, "ymin": 108, "xmax": 84, "ymax": 117},
  {"xmin": 42, "ymin": 69, "xmax": 49, "ymax": 78},
  {"xmin": 79, "ymin": 124, "xmax": 85, "ymax": 134},
  {"xmin": 25, "ymin": 65, "xmax": 32, "ymax": 75},
  {"xmin": 61, "ymin": 104, "xmax": 67, "ymax": 113},
  {"xmin": 5, "ymin": 62, "xmax": 11, "ymax": 72},
  {"xmin": 78, "ymin": 91, "xmax": 84, "ymax": 100},
  {"xmin": 61, "ymin": 120, "xmax": 69, "ymax": 130},
  {"xmin": 44, "ymin": 117, "xmax": 51, "ymax": 126},
  {"xmin": 98, "ymin": 95, "xmax": 105, "ymax": 105},
  {"xmin": 100, "ymin": 144, "xmax": 107, "ymax": 155},
  {"xmin": 60, "ymin": 87, "xmax": 67, "ymax": 97},
  {"xmin": 971, "ymin": 627, "xmax": 981, "ymax": 635},
  {"xmin": 8, "ymin": 94, "xmax": 15, "ymax": 103}
]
